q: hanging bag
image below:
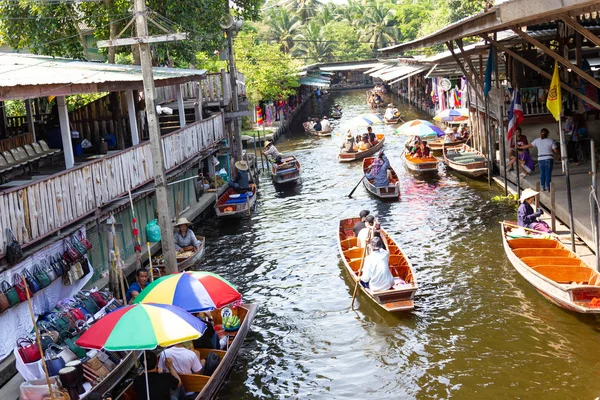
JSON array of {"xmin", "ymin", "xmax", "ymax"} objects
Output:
[
  {"xmin": 51, "ymin": 256, "xmax": 64, "ymax": 278},
  {"xmin": 13, "ymin": 274, "xmax": 31, "ymax": 302},
  {"xmin": 0, "ymin": 288, "xmax": 9, "ymax": 313},
  {"xmin": 5, "ymin": 228, "xmax": 23, "ymax": 265},
  {"xmin": 70, "ymin": 236, "xmax": 88, "ymax": 256},
  {"xmin": 76, "ymin": 231, "xmax": 92, "ymax": 251},
  {"xmin": 44, "ymin": 346, "xmax": 66, "ymax": 377},
  {"xmin": 2, "ymin": 280, "xmax": 20, "ymax": 307},
  {"xmin": 17, "ymin": 338, "xmax": 41, "ymax": 364},
  {"xmin": 42, "ymin": 260, "xmax": 57, "ymax": 282},
  {"xmin": 33, "ymin": 264, "xmax": 51, "ymax": 289},
  {"xmin": 23, "ymin": 269, "xmax": 41, "ymax": 294}
]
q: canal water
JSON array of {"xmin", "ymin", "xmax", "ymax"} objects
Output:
[{"xmin": 195, "ymin": 90, "xmax": 600, "ymax": 399}]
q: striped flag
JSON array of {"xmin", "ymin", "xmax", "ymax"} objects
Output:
[{"xmin": 507, "ymin": 88, "xmax": 524, "ymax": 143}]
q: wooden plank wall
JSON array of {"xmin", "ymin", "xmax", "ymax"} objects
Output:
[
  {"xmin": 0, "ymin": 113, "xmax": 224, "ymax": 255},
  {"xmin": 70, "ymin": 93, "xmax": 130, "ymax": 148},
  {"xmin": 0, "ymin": 133, "xmax": 33, "ymax": 153}
]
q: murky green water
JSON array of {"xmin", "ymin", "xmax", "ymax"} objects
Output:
[{"xmin": 195, "ymin": 90, "xmax": 600, "ymax": 399}]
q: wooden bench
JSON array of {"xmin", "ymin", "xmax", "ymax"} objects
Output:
[
  {"xmin": 532, "ymin": 266, "xmax": 595, "ymax": 284},
  {"xmin": 507, "ymin": 238, "xmax": 563, "ymax": 250},
  {"xmin": 512, "ymin": 249, "xmax": 573, "ymax": 258},
  {"xmin": 521, "ymin": 256, "xmax": 584, "ymax": 267}
]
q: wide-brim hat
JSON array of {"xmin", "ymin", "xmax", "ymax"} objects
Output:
[
  {"xmin": 519, "ymin": 188, "xmax": 538, "ymax": 203},
  {"xmin": 264, "ymin": 141, "xmax": 273, "ymax": 148},
  {"xmin": 175, "ymin": 217, "xmax": 192, "ymax": 227},
  {"xmin": 235, "ymin": 161, "xmax": 249, "ymax": 171},
  {"xmin": 444, "ymin": 127, "xmax": 454, "ymax": 134},
  {"xmin": 345, "ymin": 131, "xmax": 353, "ymax": 139}
]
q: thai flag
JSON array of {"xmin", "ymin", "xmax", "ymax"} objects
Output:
[{"xmin": 507, "ymin": 88, "xmax": 524, "ymax": 143}]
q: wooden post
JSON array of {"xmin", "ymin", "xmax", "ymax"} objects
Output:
[
  {"xmin": 535, "ymin": 181, "xmax": 540, "ymax": 209},
  {"xmin": 112, "ymin": 92, "xmax": 125, "ymax": 150},
  {"xmin": 57, "ymin": 96, "xmax": 75, "ymax": 169},
  {"xmin": 176, "ymin": 84, "xmax": 186, "ymax": 128},
  {"xmin": 194, "ymin": 81, "xmax": 203, "ymax": 122},
  {"xmin": 550, "ymin": 182, "xmax": 556, "ymax": 232},
  {"xmin": 126, "ymin": 90, "xmax": 140, "ymax": 145},
  {"xmin": 25, "ymin": 99, "xmax": 36, "ymax": 142}
]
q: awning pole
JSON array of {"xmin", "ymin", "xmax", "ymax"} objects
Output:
[{"xmin": 559, "ymin": 118, "xmax": 576, "ymax": 251}]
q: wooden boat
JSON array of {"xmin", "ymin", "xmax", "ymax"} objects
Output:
[
  {"xmin": 83, "ymin": 351, "xmax": 139, "ymax": 399},
  {"xmin": 442, "ymin": 144, "xmax": 488, "ymax": 179},
  {"xmin": 428, "ymin": 133, "xmax": 470, "ymax": 152},
  {"xmin": 330, "ymin": 110, "xmax": 342, "ymax": 119},
  {"xmin": 404, "ymin": 152, "xmax": 438, "ymax": 174},
  {"xmin": 337, "ymin": 218, "xmax": 418, "ymax": 312},
  {"xmin": 338, "ymin": 134, "xmax": 385, "ymax": 163},
  {"xmin": 362, "ymin": 157, "xmax": 400, "ymax": 200},
  {"xmin": 271, "ymin": 156, "xmax": 301, "ymax": 185},
  {"xmin": 501, "ymin": 221, "xmax": 600, "ymax": 313},
  {"xmin": 151, "ymin": 236, "xmax": 206, "ymax": 279},
  {"xmin": 122, "ymin": 304, "xmax": 258, "ymax": 400},
  {"xmin": 215, "ymin": 184, "xmax": 257, "ymax": 218},
  {"xmin": 303, "ymin": 122, "xmax": 332, "ymax": 137},
  {"xmin": 383, "ymin": 116, "xmax": 401, "ymax": 125}
]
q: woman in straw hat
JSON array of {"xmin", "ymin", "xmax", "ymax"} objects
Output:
[
  {"xmin": 517, "ymin": 188, "xmax": 551, "ymax": 233},
  {"xmin": 263, "ymin": 141, "xmax": 283, "ymax": 164},
  {"xmin": 341, "ymin": 130, "xmax": 356, "ymax": 153},
  {"xmin": 229, "ymin": 160, "xmax": 251, "ymax": 192},
  {"xmin": 174, "ymin": 217, "xmax": 202, "ymax": 253}
]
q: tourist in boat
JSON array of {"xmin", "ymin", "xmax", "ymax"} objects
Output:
[
  {"xmin": 367, "ymin": 127, "xmax": 378, "ymax": 145},
  {"xmin": 353, "ymin": 210, "xmax": 370, "ymax": 236},
  {"xmin": 358, "ymin": 134, "xmax": 372, "ymax": 151},
  {"xmin": 341, "ymin": 131, "xmax": 357, "ymax": 153},
  {"xmin": 414, "ymin": 141, "xmax": 431, "ymax": 158},
  {"xmin": 126, "ymin": 268, "xmax": 149, "ymax": 303},
  {"xmin": 159, "ymin": 343, "xmax": 205, "ymax": 375},
  {"xmin": 519, "ymin": 128, "xmax": 558, "ymax": 192},
  {"xmin": 263, "ymin": 141, "xmax": 283, "ymax": 164},
  {"xmin": 384, "ymin": 104, "xmax": 395, "ymax": 120},
  {"xmin": 134, "ymin": 351, "xmax": 184, "ymax": 400},
  {"xmin": 358, "ymin": 215, "xmax": 376, "ymax": 248},
  {"xmin": 174, "ymin": 217, "xmax": 202, "ymax": 253},
  {"xmin": 320, "ymin": 116, "xmax": 331, "ymax": 131},
  {"xmin": 517, "ymin": 188, "xmax": 551, "ymax": 233},
  {"xmin": 332, "ymin": 104, "xmax": 342, "ymax": 116},
  {"xmin": 360, "ymin": 237, "xmax": 394, "ymax": 292},
  {"xmin": 313, "ymin": 118, "xmax": 322, "ymax": 132},
  {"xmin": 365, "ymin": 153, "xmax": 390, "ymax": 187},
  {"xmin": 507, "ymin": 147, "xmax": 535, "ymax": 178},
  {"xmin": 229, "ymin": 161, "xmax": 251, "ymax": 192},
  {"xmin": 407, "ymin": 135, "xmax": 422, "ymax": 154}
]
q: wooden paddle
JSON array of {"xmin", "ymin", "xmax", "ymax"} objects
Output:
[
  {"xmin": 348, "ymin": 151, "xmax": 383, "ymax": 198},
  {"xmin": 351, "ymin": 226, "xmax": 373, "ymax": 310}
]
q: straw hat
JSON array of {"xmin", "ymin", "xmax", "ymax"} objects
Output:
[
  {"xmin": 264, "ymin": 140, "xmax": 273, "ymax": 148},
  {"xmin": 345, "ymin": 131, "xmax": 353, "ymax": 139},
  {"xmin": 235, "ymin": 161, "xmax": 249, "ymax": 171},
  {"xmin": 519, "ymin": 188, "xmax": 538, "ymax": 203},
  {"xmin": 174, "ymin": 217, "xmax": 192, "ymax": 227}
]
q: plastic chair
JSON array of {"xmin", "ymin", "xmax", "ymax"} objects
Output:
[{"xmin": 39, "ymin": 140, "xmax": 61, "ymax": 156}]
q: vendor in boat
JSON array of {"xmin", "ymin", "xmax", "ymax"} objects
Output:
[
  {"xmin": 367, "ymin": 127, "xmax": 378, "ymax": 146},
  {"xmin": 384, "ymin": 104, "xmax": 396, "ymax": 120},
  {"xmin": 517, "ymin": 188, "xmax": 551, "ymax": 233},
  {"xmin": 229, "ymin": 161, "xmax": 251, "ymax": 192},
  {"xmin": 174, "ymin": 217, "xmax": 201, "ymax": 253},
  {"xmin": 360, "ymin": 237, "xmax": 394, "ymax": 292},
  {"xmin": 353, "ymin": 210, "xmax": 370, "ymax": 236},
  {"xmin": 134, "ymin": 351, "xmax": 184, "ymax": 400},
  {"xmin": 341, "ymin": 131, "xmax": 357, "ymax": 153},
  {"xmin": 414, "ymin": 141, "xmax": 431, "ymax": 158},
  {"xmin": 320, "ymin": 116, "xmax": 331, "ymax": 131},
  {"xmin": 313, "ymin": 118, "xmax": 322, "ymax": 132},
  {"xmin": 358, "ymin": 134, "xmax": 372, "ymax": 151},
  {"xmin": 126, "ymin": 268, "xmax": 149, "ymax": 303},
  {"xmin": 263, "ymin": 141, "xmax": 283, "ymax": 164},
  {"xmin": 365, "ymin": 152, "xmax": 390, "ymax": 187},
  {"xmin": 333, "ymin": 104, "xmax": 342, "ymax": 114}
]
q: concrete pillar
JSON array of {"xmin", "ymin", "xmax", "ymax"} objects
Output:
[
  {"xmin": 25, "ymin": 99, "xmax": 36, "ymax": 142},
  {"xmin": 57, "ymin": 96, "xmax": 74, "ymax": 169},
  {"xmin": 126, "ymin": 90, "xmax": 140, "ymax": 145},
  {"xmin": 176, "ymin": 84, "xmax": 186, "ymax": 128}
]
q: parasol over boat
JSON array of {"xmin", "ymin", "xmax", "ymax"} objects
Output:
[{"xmin": 395, "ymin": 119, "xmax": 445, "ymax": 138}]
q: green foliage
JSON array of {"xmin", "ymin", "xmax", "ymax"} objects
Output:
[
  {"xmin": 293, "ymin": 21, "xmax": 334, "ymax": 63},
  {"xmin": 447, "ymin": 0, "xmax": 488, "ymax": 23},
  {"xmin": 66, "ymin": 93, "xmax": 107, "ymax": 112},
  {"xmin": 6, "ymin": 100, "xmax": 25, "ymax": 117},
  {"xmin": 195, "ymin": 52, "xmax": 227, "ymax": 73},
  {"xmin": 322, "ymin": 22, "xmax": 372, "ymax": 62},
  {"xmin": 234, "ymin": 32, "xmax": 299, "ymax": 104},
  {"xmin": 264, "ymin": 8, "xmax": 302, "ymax": 53}
]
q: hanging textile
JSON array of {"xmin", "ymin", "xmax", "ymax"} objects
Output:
[
  {"xmin": 265, "ymin": 103, "xmax": 273, "ymax": 126},
  {"xmin": 256, "ymin": 106, "xmax": 264, "ymax": 126}
]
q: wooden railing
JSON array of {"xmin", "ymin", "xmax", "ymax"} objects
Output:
[
  {"xmin": 0, "ymin": 113, "xmax": 225, "ymax": 254},
  {"xmin": 155, "ymin": 70, "xmax": 245, "ymax": 106}
]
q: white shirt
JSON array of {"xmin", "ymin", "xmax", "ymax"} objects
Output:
[
  {"xmin": 361, "ymin": 249, "xmax": 394, "ymax": 292},
  {"xmin": 357, "ymin": 227, "xmax": 372, "ymax": 248},
  {"xmin": 321, "ymin": 119, "xmax": 331, "ymax": 130},
  {"xmin": 384, "ymin": 108, "xmax": 394, "ymax": 119},
  {"xmin": 264, "ymin": 145, "xmax": 280, "ymax": 158},
  {"xmin": 159, "ymin": 346, "xmax": 202, "ymax": 375},
  {"xmin": 531, "ymin": 138, "xmax": 557, "ymax": 160}
]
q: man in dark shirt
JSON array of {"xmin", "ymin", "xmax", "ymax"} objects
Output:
[
  {"xmin": 353, "ymin": 210, "xmax": 370, "ymax": 236},
  {"xmin": 134, "ymin": 351, "xmax": 183, "ymax": 400},
  {"xmin": 313, "ymin": 118, "xmax": 322, "ymax": 132}
]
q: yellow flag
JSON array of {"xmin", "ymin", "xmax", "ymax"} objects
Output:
[{"xmin": 546, "ymin": 61, "xmax": 562, "ymax": 121}]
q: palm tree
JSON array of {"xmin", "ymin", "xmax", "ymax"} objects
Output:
[
  {"xmin": 314, "ymin": 3, "xmax": 336, "ymax": 25},
  {"xmin": 266, "ymin": 9, "xmax": 302, "ymax": 53},
  {"xmin": 359, "ymin": 2, "xmax": 398, "ymax": 50},
  {"xmin": 284, "ymin": 0, "xmax": 322, "ymax": 23},
  {"xmin": 293, "ymin": 21, "xmax": 334, "ymax": 63},
  {"xmin": 335, "ymin": 0, "xmax": 366, "ymax": 27}
]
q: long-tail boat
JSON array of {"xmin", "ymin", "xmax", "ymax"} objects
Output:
[{"xmin": 442, "ymin": 144, "xmax": 488, "ymax": 179}]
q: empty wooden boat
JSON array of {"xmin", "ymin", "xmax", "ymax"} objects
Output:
[
  {"xmin": 338, "ymin": 134, "xmax": 385, "ymax": 162},
  {"xmin": 362, "ymin": 157, "xmax": 400, "ymax": 200},
  {"xmin": 303, "ymin": 122, "xmax": 332, "ymax": 137},
  {"xmin": 443, "ymin": 144, "xmax": 488, "ymax": 179},
  {"xmin": 271, "ymin": 156, "xmax": 301, "ymax": 185},
  {"xmin": 337, "ymin": 218, "xmax": 417, "ymax": 312},
  {"xmin": 404, "ymin": 152, "xmax": 438, "ymax": 175},
  {"xmin": 501, "ymin": 221, "xmax": 600, "ymax": 313},
  {"xmin": 428, "ymin": 133, "xmax": 470, "ymax": 152},
  {"xmin": 215, "ymin": 185, "xmax": 257, "ymax": 218}
]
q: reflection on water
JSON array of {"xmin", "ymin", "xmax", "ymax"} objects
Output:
[{"xmin": 193, "ymin": 90, "xmax": 600, "ymax": 399}]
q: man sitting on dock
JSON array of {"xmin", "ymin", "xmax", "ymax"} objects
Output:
[
  {"xmin": 360, "ymin": 237, "xmax": 394, "ymax": 292},
  {"xmin": 263, "ymin": 141, "xmax": 283, "ymax": 164}
]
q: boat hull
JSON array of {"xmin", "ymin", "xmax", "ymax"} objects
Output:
[
  {"xmin": 337, "ymin": 218, "xmax": 417, "ymax": 312},
  {"xmin": 303, "ymin": 122, "xmax": 332, "ymax": 136},
  {"xmin": 404, "ymin": 153, "xmax": 438, "ymax": 175},
  {"xmin": 362, "ymin": 157, "xmax": 400, "ymax": 200},
  {"xmin": 215, "ymin": 185, "xmax": 257, "ymax": 218},
  {"xmin": 271, "ymin": 156, "xmax": 301, "ymax": 185},
  {"xmin": 428, "ymin": 134, "xmax": 470, "ymax": 151},
  {"xmin": 338, "ymin": 135, "xmax": 385, "ymax": 162}
]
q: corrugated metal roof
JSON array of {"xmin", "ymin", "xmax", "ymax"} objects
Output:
[
  {"xmin": 379, "ymin": 65, "xmax": 423, "ymax": 82},
  {"xmin": 319, "ymin": 62, "xmax": 383, "ymax": 72},
  {"xmin": 0, "ymin": 53, "xmax": 206, "ymax": 100}
]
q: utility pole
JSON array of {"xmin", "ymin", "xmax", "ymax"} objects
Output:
[
  {"xmin": 227, "ymin": 25, "xmax": 243, "ymax": 163},
  {"xmin": 133, "ymin": 0, "xmax": 178, "ymax": 273}
]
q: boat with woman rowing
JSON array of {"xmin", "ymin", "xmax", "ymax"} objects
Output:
[
  {"xmin": 442, "ymin": 143, "xmax": 488, "ymax": 179},
  {"xmin": 403, "ymin": 152, "xmax": 438, "ymax": 175},
  {"xmin": 338, "ymin": 134, "xmax": 385, "ymax": 162},
  {"xmin": 271, "ymin": 156, "xmax": 301, "ymax": 185},
  {"xmin": 215, "ymin": 184, "xmax": 257, "ymax": 218},
  {"xmin": 501, "ymin": 221, "xmax": 600, "ymax": 313},
  {"xmin": 337, "ymin": 218, "xmax": 417, "ymax": 312},
  {"xmin": 362, "ymin": 157, "xmax": 400, "ymax": 200}
]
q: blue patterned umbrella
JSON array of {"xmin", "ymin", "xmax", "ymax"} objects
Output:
[
  {"xmin": 347, "ymin": 113, "xmax": 385, "ymax": 127},
  {"xmin": 395, "ymin": 119, "xmax": 445, "ymax": 138}
]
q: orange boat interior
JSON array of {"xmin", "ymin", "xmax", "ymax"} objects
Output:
[{"xmin": 405, "ymin": 153, "xmax": 437, "ymax": 164}]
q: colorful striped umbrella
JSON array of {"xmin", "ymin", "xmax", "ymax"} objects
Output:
[
  {"xmin": 133, "ymin": 271, "xmax": 241, "ymax": 312},
  {"xmin": 395, "ymin": 119, "xmax": 445, "ymax": 138},
  {"xmin": 75, "ymin": 303, "xmax": 206, "ymax": 351},
  {"xmin": 433, "ymin": 108, "xmax": 469, "ymax": 122},
  {"xmin": 347, "ymin": 113, "xmax": 384, "ymax": 127}
]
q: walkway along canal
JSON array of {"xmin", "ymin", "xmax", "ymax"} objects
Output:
[{"xmin": 192, "ymin": 90, "xmax": 600, "ymax": 399}]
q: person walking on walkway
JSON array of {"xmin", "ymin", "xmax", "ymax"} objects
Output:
[{"xmin": 519, "ymin": 128, "xmax": 558, "ymax": 192}]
